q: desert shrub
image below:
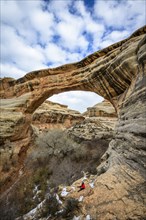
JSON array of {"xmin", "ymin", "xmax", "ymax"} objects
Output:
[
  {"xmin": 2, "ymin": 161, "xmax": 11, "ymax": 172},
  {"xmin": 36, "ymin": 129, "xmax": 79, "ymax": 154},
  {"xmin": 71, "ymin": 145, "xmax": 88, "ymax": 162},
  {"xmin": 34, "ymin": 167, "xmax": 49, "ymax": 184},
  {"xmin": 25, "ymin": 129, "xmax": 79, "ymax": 168},
  {"xmin": 41, "ymin": 193, "xmax": 60, "ymax": 217},
  {"xmin": 0, "ymin": 140, "xmax": 19, "ymax": 174},
  {"xmin": 33, "ymin": 168, "xmax": 51, "ymax": 199},
  {"xmin": 61, "ymin": 198, "xmax": 80, "ymax": 219}
]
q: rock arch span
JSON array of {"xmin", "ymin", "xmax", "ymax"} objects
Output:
[{"xmin": 1, "ymin": 26, "xmax": 145, "ymax": 115}]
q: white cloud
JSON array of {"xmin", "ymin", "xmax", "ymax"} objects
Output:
[
  {"xmin": 1, "ymin": 0, "xmax": 23, "ymax": 26},
  {"xmin": 48, "ymin": 0, "xmax": 73, "ymax": 19},
  {"xmin": 49, "ymin": 91, "xmax": 104, "ymax": 113},
  {"xmin": 94, "ymin": 0, "xmax": 145, "ymax": 31},
  {"xmin": 99, "ymin": 29, "xmax": 130, "ymax": 48},
  {"xmin": 56, "ymin": 14, "xmax": 88, "ymax": 51},
  {"xmin": 45, "ymin": 43, "xmax": 67, "ymax": 63},
  {"xmin": 28, "ymin": 8, "xmax": 55, "ymax": 43},
  {"xmin": 44, "ymin": 42, "xmax": 83, "ymax": 67},
  {"xmin": 0, "ymin": 63, "xmax": 26, "ymax": 79},
  {"xmin": 1, "ymin": 24, "xmax": 46, "ymax": 73},
  {"xmin": 107, "ymin": 30, "xmax": 129, "ymax": 42}
]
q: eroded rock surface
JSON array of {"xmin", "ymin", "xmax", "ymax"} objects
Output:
[
  {"xmin": 68, "ymin": 117, "xmax": 117, "ymax": 141},
  {"xmin": 32, "ymin": 100, "xmax": 84, "ymax": 131},
  {"xmin": 84, "ymin": 99, "xmax": 117, "ymax": 117},
  {"xmin": 0, "ymin": 93, "xmax": 32, "ymax": 143}
]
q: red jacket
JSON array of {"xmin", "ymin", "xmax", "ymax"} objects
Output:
[{"xmin": 81, "ymin": 183, "xmax": 85, "ymax": 189}]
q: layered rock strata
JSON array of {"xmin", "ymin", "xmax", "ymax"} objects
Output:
[
  {"xmin": 84, "ymin": 99, "xmax": 117, "ymax": 117},
  {"xmin": 68, "ymin": 117, "xmax": 117, "ymax": 141},
  {"xmin": 32, "ymin": 100, "xmax": 84, "ymax": 131}
]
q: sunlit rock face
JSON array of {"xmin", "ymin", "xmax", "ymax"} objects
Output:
[
  {"xmin": 67, "ymin": 99, "xmax": 117, "ymax": 141},
  {"xmin": 0, "ymin": 26, "xmax": 146, "ymax": 219},
  {"xmin": 0, "ymin": 93, "xmax": 32, "ymax": 143},
  {"xmin": 32, "ymin": 100, "xmax": 84, "ymax": 131},
  {"xmin": 84, "ymin": 99, "xmax": 117, "ymax": 117}
]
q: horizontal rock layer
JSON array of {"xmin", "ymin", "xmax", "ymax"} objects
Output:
[
  {"xmin": 32, "ymin": 100, "xmax": 84, "ymax": 131},
  {"xmin": 84, "ymin": 99, "xmax": 117, "ymax": 117}
]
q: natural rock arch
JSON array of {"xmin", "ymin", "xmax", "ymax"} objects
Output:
[{"xmin": 1, "ymin": 26, "xmax": 145, "ymax": 115}]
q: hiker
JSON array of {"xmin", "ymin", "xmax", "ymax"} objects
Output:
[{"xmin": 78, "ymin": 181, "xmax": 85, "ymax": 192}]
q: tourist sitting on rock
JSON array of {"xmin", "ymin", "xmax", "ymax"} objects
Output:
[{"xmin": 78, "ymin": 181, "xmax": 85, "ymax": 192}]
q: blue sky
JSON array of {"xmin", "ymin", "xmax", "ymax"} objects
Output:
[{"xmin": 1, "ymin": 0, "xmax": 146, "ymax": 112}]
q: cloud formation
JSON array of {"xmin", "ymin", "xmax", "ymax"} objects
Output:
[
  {"xmin": 1, "ymin": 0, "xmax": 145, "ymax": 112},
  {"xmin": 49, "ymin": 91, "xmax": 103, "ymax": 113}
]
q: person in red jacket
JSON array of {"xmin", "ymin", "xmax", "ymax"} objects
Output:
[{"xmin": 78, "ymin": 181, "xmax": 85, "ymax": 192}]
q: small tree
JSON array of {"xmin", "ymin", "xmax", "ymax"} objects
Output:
[
  {"xmin": 36, "ymin": 129, "xmax": 63, "ymax": 149},
  {"xmin": 41, "ymin": 194, "xmax": 60, "ymax": 217},
  {"xmin": 35, "ymin": 129, "xmax": 78, "ymax": 157},
  {"xmin": 61, "ymin": 198, "xmax": 80, "ymax": 219}
]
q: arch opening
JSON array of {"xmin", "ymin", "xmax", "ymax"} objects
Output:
[
  {"xmin": 30, "ymin": 90, "xmax": 117, "ymax": 190},
  {"xmin": 32, "ymin": 90, "xmax": 117, "ymax": 133},
  {"xmin": 48, "ymin": 91, "xmax": 104, "ymax": 113}
]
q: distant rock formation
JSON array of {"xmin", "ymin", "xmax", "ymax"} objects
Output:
[
  {"xmin": 31, "ymin": 99, "xmax": 117, "ymax": 136},
  {"xmin": 32, "ymin": 100, "xmax": 84, "ymax": 131},
  {"xmin": 68, "ymin": 99, "xmax": 117, "ymax": 141},
  {"xmin": 84, "ymin": 99, "xmax": 117, "ymax": 117},
  {"xmin": 68, "ymin": 116, "xmax": 117, "ymax": 142}
]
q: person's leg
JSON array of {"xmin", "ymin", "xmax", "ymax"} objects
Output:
[{"xmin": 78, "ymin": 188, "xmax": 84, "ymax": 192}]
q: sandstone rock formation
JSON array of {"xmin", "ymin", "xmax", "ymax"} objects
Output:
[
  {"xmin": 84, "ymin": 99, "xmax": 117, "ymax": 117},
  {"xmin": 0, "ymin": 26, "xmax": 145, "ymax": 112},
  {"xmin": 0, "ymin": 26, "xmax": 146, "ymax": 219},
  {"xmin": 32, "ymin": 100, "xmax": 84, "ymax": 131},
  {"xmin": 31, "ymin": 99, "xmax": 117, "ymax": 139},
  {"xmin": 0, "ymin": 93, "xmax": 32, "ymax": 143},
  {"xmin": 68, "ymin": 116, "xmax": 117, "ymax": 142}
]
